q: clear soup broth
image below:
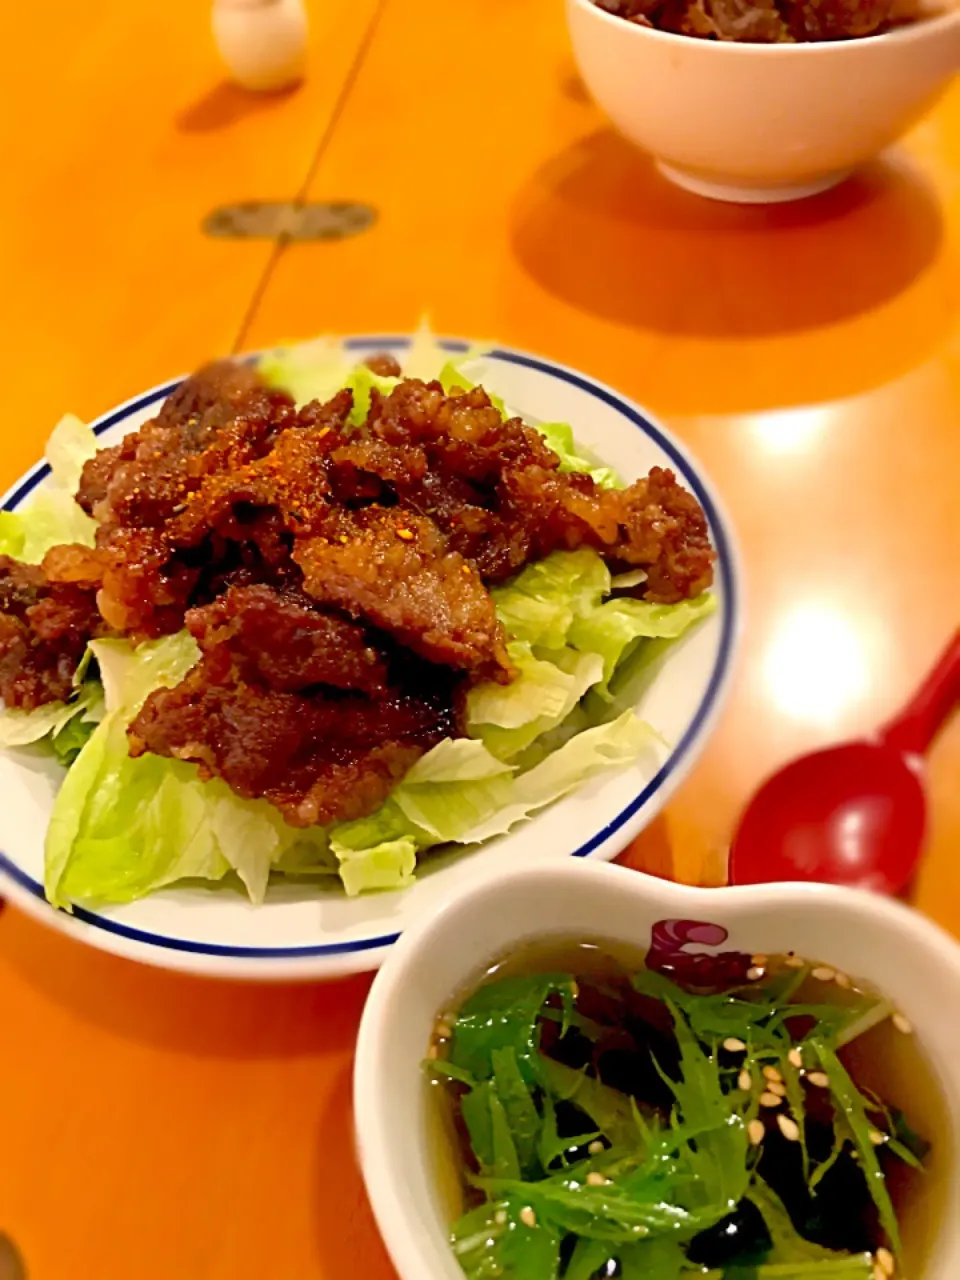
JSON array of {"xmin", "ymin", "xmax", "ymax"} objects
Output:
[{"xmin": 427, "ymin": 941, "xmax": 949, "ymax": 1279}]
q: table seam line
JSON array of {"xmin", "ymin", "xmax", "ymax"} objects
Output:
[{"xmin": 230, "ymin": 0, "xmax": 390, "ymax": 355}]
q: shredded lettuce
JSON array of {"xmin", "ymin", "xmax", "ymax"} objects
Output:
[
  {"xmin": 45, "ymin": 414, "xmax": 99, "ymax": 492},
  {"xmin": 537, "ymin": 421, "xmax": 621, "ymax": 488},
  {"xmin": 491, "ymin": 551, "xmax": 612, "ymax": 651},
  {"xmin": 259, "ymin": 323, "xmax": 483, "ymax": 410},
  {"xmin": 570, "ymin": 593, "xmax": 717, "ymax": 691},
  {"xmin": 467, "ymin": 643, "xmax": 605, "ymax": 760},
  {"xmin": 0, "ymin": 511, "xmax": 25, "ymax": 558},
  {"xmin": 0, "ymin": 415, "xmax": 99, "ymax": 566},
  {"xmin": 0, "ymin": 681, "xmax": 103, "ymax": 750}
]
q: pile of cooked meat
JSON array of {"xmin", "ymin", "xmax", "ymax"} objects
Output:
[
  {"xmin": 0, "ymin": 359, "xmax": 715, "ymax": 827},
  {"xmin": 594, "ymin": 0, "xmax": 915, "ymax": 42}
]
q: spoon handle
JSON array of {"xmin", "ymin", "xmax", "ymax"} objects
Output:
[{"xmin": 878, "ymin": 629, "xmax": 960, "ymax": 757}]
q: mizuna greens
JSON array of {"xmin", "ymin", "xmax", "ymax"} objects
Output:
[{"xmin": 428, "ymin": 954, "xmax": 930, "ymax": 1280}]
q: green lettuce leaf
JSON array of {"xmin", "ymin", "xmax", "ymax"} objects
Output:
[
  {"xmin": 45, "ymin": 414, "xmax": 99, "ymax": 492},
  {"xmin": 258, "ymin": 336, "xmax": 356, "ymax": 407},
  {"xmin": 344, "ymin": 364, "xmax": 399, "ymax": 424},
  {"xmin": 0, "ymin": 511, "xmax": 25, "ymax": 558},
  {"xmin": 259, "ymin": 324, "xmax": 483, "ymax": 410},
  {"xmin": 1, "ymin": 414, "xmax": 99, "ymax": 565},
  {"xmin": 491, "ymin": 551, "xmax": 612, "ymax": 650},
  {"xmin": 44, "ymin": 633, "xmax": 329, "ymax": 908},
  {"xmin": 570, "ymin": 593, "xmax": 717, "ymax": 689},
  {"xmin": 0, "ymin": 680, "xmax": 103, "ymax": 750},
  {"xmin": 537, "ymin": 421, "xmax": 620, "ymax": 489},
  {"xmin": 466, "ymin": 643, "xmax": 604, "ymax": 760},
  {"xmin": 453, "ymin": 711, "xmax": 656, "ymax": 846}
]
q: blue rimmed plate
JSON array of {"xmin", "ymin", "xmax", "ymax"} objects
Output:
[{"xmin": 0, "ymin": 338, "xmax": 740, "ymax": 980}]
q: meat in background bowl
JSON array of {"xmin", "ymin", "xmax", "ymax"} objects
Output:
[{"xmin": 566, "ymin": 0, "xmax": 960, "ymax": 203}]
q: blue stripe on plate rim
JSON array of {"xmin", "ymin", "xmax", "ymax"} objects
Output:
[{"xmin": 0, "ymin": 337, "xmax": 737, "ymax": 959}]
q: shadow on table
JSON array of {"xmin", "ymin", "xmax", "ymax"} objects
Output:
[
  {"xmin": 176, "ymin": 81, "xmax": 299, "ymax": 134},
  {"xmin": 511, "ymin": 129, "xmax": 949, "ymax": 411},
  {"xmin": 0, "ymin": 906, "xmax": 370, "ymax": 1060},
  {"xmin": 312, "ymin": 1061, "xmax": 395, "ymax": 1277}
]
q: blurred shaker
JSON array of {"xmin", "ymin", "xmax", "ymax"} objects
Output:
[{"xmin": 213, "ymin": 0, "xmax": 307, "ymax": 92}]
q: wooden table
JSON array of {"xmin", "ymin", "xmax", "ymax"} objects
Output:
[{"xmin": 1, "ymin": 1, "xmax": 958, "ymax": 1276}]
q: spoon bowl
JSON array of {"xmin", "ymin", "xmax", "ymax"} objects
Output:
[
  {"xmin": 730, "ymin": 739, "xmax": 925, "ymax": 894},
  {"xmin": 730, "ymin": 630, "xmax": 960, "ymax": 893}
]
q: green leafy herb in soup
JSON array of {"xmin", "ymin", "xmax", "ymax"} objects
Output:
[{"xmin": 426, "ymin": 945, "xmax": 941, "ymax": 1280}]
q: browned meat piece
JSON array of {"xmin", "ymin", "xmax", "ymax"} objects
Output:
[
  {"xmin": 0, "ymin": 555, "xmax": 107, "ymax": 710},
  {"xmin": 154, "ymin": 360, "xmax": 266, "ymax": 432},
  {"xmin": 499, "ymin": 464, "xmax": 715, "ymax": 603},
  {"xmin": 594, "ymin": 0, "xmax": 907, "ymax": 38},
  {"xmin": 363, "ymin": 352, "xmax": 402, "ymax": 378},
  {"xmin": 678, "ymin": 0, "xmax": 790, "ymax": 39},
  {"xmin": 342, "ymin": 379, "xmax": 713, "ymax": 600},
  {"xmin": 128, "ymin": 656, "xmax": 459, "ymax": 827},
  {"xmin": 76, "ymin": 362, "xmax": 297, "ymax": 527},
  {"xmin": 786, "ymin": 0, "xmax": 895, "ymax": 38},
  {"xmin": 186, "ymin": 584, "xmax": 389, "ymax": 695},
  {"xmin": 294, "ymin": 507, "xmax": 514, "ymax": 682},
  {"xmin": 163, "ymin": 393, "xmax": 353, "ymax": 549}
]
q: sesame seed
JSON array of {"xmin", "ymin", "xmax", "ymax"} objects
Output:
[
  {"xmin": 875, "ymin": 1246, "xmax": 895, "ymax": 1276},
  {"xmin": 807, "ymin": 1071, "xmax": 830, "ymax": 1089},
  {"xmin": 435, "ymin": 1022, "xmax": 453, "ymax": 1040},
  {"xmin": 738, "ymin": 1069, "xmax": 753, "ymax": 1092},
  {"xmin": 588, "ymin": 1140, "xmax": 605, "ymax": 1156},
  {"xmin": 788, "ymin": 1048, "xmax": 803, "ymax": 1069},
  {"xmin": 747, "ymin": 1119, "xmax": 765, "ymax": 1146},
  {"xmin": 396, "ymin": 528, "xmax": 415, "ymax": 541},
  {"xmin": 767, "ymin": 1081, "xmax": 787, "ymax": 1098},
  {"xmin": 760, "ymin": 1091, "xmax": 782, "ymax": 1108},
  {"xmin": 777, "ymin": 1115, "xmax": 801, "ymax": 1142},
  {"xmin": 316, "ymin": 427, "xmax": 331, "ymax": 439},
  {"xmin": 751, "ymin": 954, "xmax": 768, "ymax": 967},
  {"xmin": 747, "ymin": 966, "xmax": 765, "ymax": 981},
  {"xmin": 893, "ymin": 1013, "xmax": 913, "ymax": 1035},
  {"xmin": 495, "ymin": 1209, "xmax": 508, "ymax": 1226},
  {"xmin": 812, "ymin": 966, "xmax": 836, "ymax": 983},
  {"xmin": 785, "ymin": 954, "xmax": 805, "ymax": 968},
  {"xmin": 339, "ymin": 534, "xmax": 349, "ymax": 543},
  {"xmin": 834, "ymin": 972, "xmax": 852, "ymax": 989},
  {"xmin": 869, "ymin": 1129, "xmax": 887, "ymax": 1146},
  {"xmin": 723, "ymin": 1037, "xmax": 747, "ymax": 1052},
  {"xmin": 763, "ymin": 1065, "xmax": 783, "ymax": 1083},
  {"xmin": 586, "ymin": 1172, "xmax": 610, "ymax": 1187},
  {"xmin": 519, "ymin": 1206, "xmax": 537, "ymax": 1228}
]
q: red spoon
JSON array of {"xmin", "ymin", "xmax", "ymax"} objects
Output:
[{"xmin": 730, "ymin": 630, "xmax": 960, "ymax": 895}]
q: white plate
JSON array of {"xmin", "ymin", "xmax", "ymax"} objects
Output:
[{"xmin": 0, "ymin": 337, "xmax": 740, "ymax": 980}]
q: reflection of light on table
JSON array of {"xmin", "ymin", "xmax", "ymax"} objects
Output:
[
  {"xmin": 745, "ymin": 406, "xmax": 834, "ymax": 456},
  {"xmin": 763, "ymin": 604, "xmax": 871, "ymax": 726}
]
